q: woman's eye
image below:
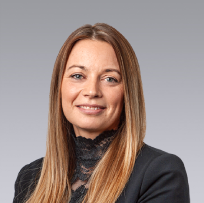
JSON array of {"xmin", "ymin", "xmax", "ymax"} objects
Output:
[
  {"xmin": 105, "ymin": 77, "xmax": 118, "ymax": 83},
  {"xmin": 71, "ymin": 74, "xmax": 83, "ymax": 79}
]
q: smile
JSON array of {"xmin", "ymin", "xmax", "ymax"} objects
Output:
[
  {"xmin": 77, "ymin": 105, "xmax": 105, "ymax": 115},
  {"xmin": 79, "ymin": 106, "xmax": 101, "ymax": 110}
]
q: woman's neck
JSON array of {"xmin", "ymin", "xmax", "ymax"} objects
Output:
[
  {"xmin": 73, "ymin": 123, "xmax": 119, "ymax": 140},
  {"xmin": 73, "ymin": 127, "xmax": 103, "ymax": 140}
]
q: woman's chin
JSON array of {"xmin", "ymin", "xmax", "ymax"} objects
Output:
[{"xmin": 73, "ymin": 124, "xmax": 107, "ymax": 134}]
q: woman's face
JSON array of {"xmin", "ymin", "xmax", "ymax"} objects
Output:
[{"xmin": 61, "ymin": 39, "xmax": 124, "ymax": 139}]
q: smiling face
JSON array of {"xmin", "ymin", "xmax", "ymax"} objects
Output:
[{"xmin": 61, "ymin": 39, "xmax": 124, "ymax": 139}]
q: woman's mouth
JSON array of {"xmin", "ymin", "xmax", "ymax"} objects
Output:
[
  {"xmin": 79, "ymin": 106, "xmax": 101, "ymax": 110},
  {"xmin": 77, "ymin": 105, "xmax": 105, "ymax": 114}
]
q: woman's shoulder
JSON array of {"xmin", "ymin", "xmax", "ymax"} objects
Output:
[
  {"xmin": 19, "ymin": 157, "xmax": 44, "ymax": 171},
  {"xmin": 134, "ymin": 143, "xmax": 188, "ymax": 182},
  {"xmin": 16, "ymin": 157, "xmax": 44, "ymax": 181},
  {"xmin": 13, "ymin": 157, "xmax": 44, "ymax": 203},
  {"xmin": 117, "ymin": 143, "xmax": 190, "ymax": 202},
  {"xmin": 137, "ymin": 143, "xmax": 186, "ymax": 171},
  {"xmin": 138, "ymin": 143, "xmax": 184, "ymax": 162}
]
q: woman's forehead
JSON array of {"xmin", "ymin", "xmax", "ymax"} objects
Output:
[{"xmin": 66, "ymin": 39, "xmax": 120, "ymax": 72}]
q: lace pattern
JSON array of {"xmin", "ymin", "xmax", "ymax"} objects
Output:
[{"xmin": 69, "ymin": 129, "xmax": 117, "ymax": 202}]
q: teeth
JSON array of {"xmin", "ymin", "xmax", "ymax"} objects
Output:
[{"xmin": 80, "ymin": 106, "xmax": 100, "ymax": 110}]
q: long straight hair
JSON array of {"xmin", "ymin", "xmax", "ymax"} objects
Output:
[{"xmin": 25, "ymin": 23, "xmax": 146, "ymax": 203}]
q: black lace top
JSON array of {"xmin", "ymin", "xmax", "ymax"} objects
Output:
[{"xmin": 69, "ymin": 129, "xmax": 117, "ymax": 203}]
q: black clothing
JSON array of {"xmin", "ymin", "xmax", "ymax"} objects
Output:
[
  {"xmin": 70, "ymin": 129, "xmax": 117, "ymax": 203},
  {"xmin": 13, "ymin": 135, "xmax": 190, "ymax": 203}
]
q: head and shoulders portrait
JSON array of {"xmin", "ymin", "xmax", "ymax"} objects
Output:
[{"xmin": 13, "ymin": 23, "xmax": 190, "ymax": 203}]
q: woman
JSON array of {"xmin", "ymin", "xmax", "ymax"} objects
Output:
[{"xmin": 13, "ymin": 23, "xmax": 190, "ymax": 203}]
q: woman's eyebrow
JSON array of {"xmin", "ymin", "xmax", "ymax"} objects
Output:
[
  {"xmin": 104, "ymin": 69, "xmax": 121, "ymax": 76},
  {"xmin": 66, "ymin": 65, "xmax": 121, "ymax": 75},
  {"xmin": 67, "ymin": 65, "xmax": 87, "ymax": 71}
]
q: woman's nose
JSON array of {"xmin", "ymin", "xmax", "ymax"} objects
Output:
[{"xmin": 82, "ymin": 78, "xmax": 102, "ymax": 98}]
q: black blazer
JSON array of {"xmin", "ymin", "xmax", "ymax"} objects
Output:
[{"xmin": 13, "ymin": 144, "xmax": 190, "ymax": 203}]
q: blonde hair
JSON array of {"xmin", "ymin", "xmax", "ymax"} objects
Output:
[{"xmin": 25, "ymin": 23, "xmax": 146, "ymax": 203}]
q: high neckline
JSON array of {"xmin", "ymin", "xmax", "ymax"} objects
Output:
[
  {"xmin": 72, "ymin": 129, "xmax": 118, "ymax": 145},
  {"xmin": 71, "ymin": 129, "xmax": 117, "ymax": 183}
]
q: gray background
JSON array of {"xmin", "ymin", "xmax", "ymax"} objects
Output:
[{"xmin": 0, "ymin": 1, "xmax": 203, "ymax": 202}]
